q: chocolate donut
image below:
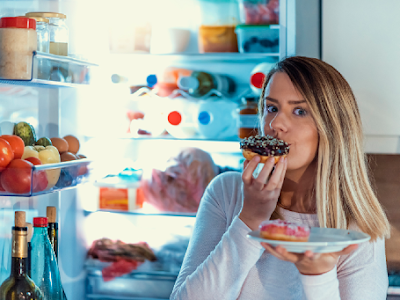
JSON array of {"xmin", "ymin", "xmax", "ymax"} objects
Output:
[{"xmin": 240, "ymin": 135, "xmax": 290, "ymax": 164}]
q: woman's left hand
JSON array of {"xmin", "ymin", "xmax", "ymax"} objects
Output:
[{"xmin": 261, "ymin": 243, "xmax": 359, "ymax": 275}]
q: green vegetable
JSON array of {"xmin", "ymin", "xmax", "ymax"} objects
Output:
[
  {"xmin": 35, "ymin": 137, "xmax": 52, "ymax": 147},
  {"xmin": 13, "ymin": 122, "xmax": 37, "ymax": 146}
]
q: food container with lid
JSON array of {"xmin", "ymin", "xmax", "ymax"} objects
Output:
[
  {"xmin": 0, "ymin": 17, "xmax": 37, "ymax": 80},
  {"xmin": 235, "ymin": 24, "xmax": 279, "ymax": 53},
  {"xmin": 22, "ymin": 16, "xmax": 50, "ymax": 53},
  {"xmin": 238, "ymin": 0, "xmax": 279, "ymax": 25},
  {"xmin": 25, "ymin": 12, "xmax": 69, "ymax": 56},
  {"xmin": 197, "ymin": 0, "xmax": 240, "ymax": 53}
]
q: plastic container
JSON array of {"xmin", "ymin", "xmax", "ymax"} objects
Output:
[
  {"xmin": 238, "ymin": 0, "xmax": 279, "ymax": 25},
  {"xmin": 25, "ymin": 12, "xmax": 69, "ymax": 56},
  {"xmin": 198, "ymin": 0, "xmax": 240, "ymax": 53},
  {"xmin": 196, "ymin": 98, "xmax": 238, "ymax": 140},
  {"xmin": 150, "ymin": 27, "xmax": 191, "ymax": 54},
  {"xmin": 238, "ymin": 96, "xmax": 259, "ymax": 138},
  {"xmin": 0, "ymin": 17, "xmax": 37, "ymax": 80},
  {"xmin": 164, "ymin": 96, "xmax": 199, "ymax": 139},
  {"xmin": 249, "ymin": 61, "xmax": 275, "ymax": 96},
  {"xmin": 235, "ymin": 24, "xmax": 279, "ymax": 53}
]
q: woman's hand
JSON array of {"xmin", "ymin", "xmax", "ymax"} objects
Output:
[
  {"xmin": 261, "ymin": 243, "xmax": 359, "ymax": 275},
  {"xmin": 239, "ymin": 156, "xmax": 287, "ymax": 231}
]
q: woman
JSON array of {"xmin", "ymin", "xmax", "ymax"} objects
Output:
[{"xmin": 170, "ymin": 56, "xmax": 391, "ymax": 300}]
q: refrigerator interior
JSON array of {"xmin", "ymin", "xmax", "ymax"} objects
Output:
[{"xmin": 0, "ymin": 0, "xmax": 320, "ymax": 299}]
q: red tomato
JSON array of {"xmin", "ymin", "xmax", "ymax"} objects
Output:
[
  {"xmin": 0, "ymin": 159, "xmax": 33, "ymax": 194},
  {"xmin": 24, "ymin": 157, "xmax": 48, "ymax": 193},
  {"xmin": 0, "ymin": 138, "xmax": 14, "ymax": 169},
  {"xmin": 0, "ymin": 135, "xmax": 24, "ymax": 159}
]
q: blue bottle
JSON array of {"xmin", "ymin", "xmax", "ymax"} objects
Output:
[{"xmin": 30, "ymin": 217, "xmax": 63, "ymax": 300}]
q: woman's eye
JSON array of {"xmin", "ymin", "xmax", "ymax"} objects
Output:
[
  {"xmin": 267, "ymin": 105, "xmax": 278, "ymax": 113},
  {"xmin": 294, "ymin": 108, "xmax": 307, "ymax": 116}
]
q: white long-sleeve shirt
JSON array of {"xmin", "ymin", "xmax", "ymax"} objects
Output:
[{"xmin": 170, "ymin": 172, "xmax": 388, "ymax": 300}]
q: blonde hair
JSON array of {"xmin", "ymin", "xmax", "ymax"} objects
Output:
[{"xmin": 260, "ymin": 56, "xmax": 391, "ymax": 241}]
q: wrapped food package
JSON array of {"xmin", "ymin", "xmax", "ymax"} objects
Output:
[{"xmin": 139, "ymin": 147, "xmax": 219, "ymax": 213}]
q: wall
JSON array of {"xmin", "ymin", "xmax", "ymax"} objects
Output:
[{"xmin": 322, "ymin": 0, "xmax": 400, "ymax": 154}]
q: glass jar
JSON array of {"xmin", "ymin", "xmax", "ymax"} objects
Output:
[
  {"xmin": 238, "ymin": 96, "xmax": 259, "ymax": 139},
  {"xmin": 0, "ymin": 17, "xmax": 37, "ymax": 80},
  {"xmin": 20, "ymin": 16, "xmax": 50, "ymax": 53},
  {"xmin": 25, "ymin": 12, "xmax": 69, "ymax": 56}
]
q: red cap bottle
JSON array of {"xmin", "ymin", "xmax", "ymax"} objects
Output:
[{"xmin": 33, "ymin": 217, "xmax": 48, "ymax": 227}]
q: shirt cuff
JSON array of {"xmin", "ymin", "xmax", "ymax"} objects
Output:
[
  {"xmin": 231, "ymin": 216, "xmax": 264, "ymax": 251},
  {"xmin": 299, "ymin": 265, "xmax": 338, "ymax": 286}
]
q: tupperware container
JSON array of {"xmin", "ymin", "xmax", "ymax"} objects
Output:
[
  {"xmin": 235, "ymin": 24, "xmax": 279, "ymax": 53},
  {"xmin": 197, "ymin": 0, "xmax": 240, "ymax": 53},
  {"xmin": 238, "ymin": 0, "xmax": 279, "ymax": 25}
]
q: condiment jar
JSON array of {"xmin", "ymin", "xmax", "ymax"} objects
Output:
[
  {"xmin": 238, "ymin": 96, "xmax": 259, "ymax": 139},
  {"xmin": 25, "ymin": 12, "xmax": 68, "ymax": 56},
  {"xmin": 21, "ymin": 16, "xmax": 50, "ymax": 53},
  {"xmin": 0, "ymin": 17, "xmax": 37, "ymax": 80}
]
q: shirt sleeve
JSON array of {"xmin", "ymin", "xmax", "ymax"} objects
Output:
[
  {"xmin": 170, "ymin": 173, "xmax": 264, "ymax": 300},
  {"xmin": 299, "ymin": 237, "xmax": 388, "ymax": 300}
]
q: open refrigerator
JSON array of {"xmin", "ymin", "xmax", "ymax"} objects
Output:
[{"xmin": 0, "ymin": 0, "xmax": 320, "ymax": 299}]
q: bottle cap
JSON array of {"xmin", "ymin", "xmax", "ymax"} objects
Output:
[
  {"xmin": 178, "ymin": 76, "xmax": 199, "ymax": 90},
  {"xmin": 198, "ymin": 111, "xmax": 211, "ymax": 125},
  {"xmin": 33, "ymin": 217, "xmax": 48, "ymax": 227},
  {"xmin": 0, "ymin": 17, "xmax": 36, "ymax": 30},
  {"xmin": 168, "ymin": 111, "xmax": 182, "ymax": 126},
  {"xmin": 46, "ymin": 206, "xmax": 57, "ymax": 223},
  {"xmin": 250, "ymin": 72, "xmax": 266, "ymax": 89},
  {"xmin": 146, "ymin": 74, "xmax": 157, "ymax": 87}
]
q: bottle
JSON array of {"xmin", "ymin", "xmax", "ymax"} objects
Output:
[
  {"xmin": 177, "ymin": 71, "xmax": 236, "ymax": 98},
  {"xmin": 196, "ymin": 98, "xmax": 239, "ymax": 140},
  {"xmin": 46, "ymin": 207, "xmax": 68, "ymax": 300},
  {"xmin": 249, "ymin": 62, "xmax": 275, "ymax": 96},
  {"xmin": 238, "ymin": 96, "xmax": 259, "ymax": 139},
  {"xmin": 0, "ymin": 211, "xmax": 44, "ymax": 300},
  {"xmin": 164, "ymin": 96, "xmax": 199, "ymax": 139},
  {"xmin": 30, "ymin": 217, "xmax": 63, "ymax": 300},
  {"xmin": 26, "ymin": 222, "xmax": 33, "ymax": 277}
]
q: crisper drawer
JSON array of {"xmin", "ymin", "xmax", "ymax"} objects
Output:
[{"xmin": 86, "ymin": 271, "xmax": 177, "ymax": 299}]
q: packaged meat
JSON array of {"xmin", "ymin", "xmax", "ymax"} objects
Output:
[{"xmin": 238, "ymin": 0, "xmax": 279, "ymax": 25}]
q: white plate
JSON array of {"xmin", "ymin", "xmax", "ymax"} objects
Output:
[{"xmin": 247, "ymin": 227, "xmax": 371, "ymax": 253}]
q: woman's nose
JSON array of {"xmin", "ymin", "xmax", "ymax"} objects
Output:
[{"xmin": 269, "ymin": 112, "xmax": 288, "ymax": 136}]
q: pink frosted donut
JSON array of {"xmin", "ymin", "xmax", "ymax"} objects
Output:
[{"xmin": 259, "ymin": 219, "xmax": 310, "ymax": 242}]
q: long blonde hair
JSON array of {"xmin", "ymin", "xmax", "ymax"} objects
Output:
[{"xmin": 260, "ymin": 56, "xmax": 391, "ymax": 241}]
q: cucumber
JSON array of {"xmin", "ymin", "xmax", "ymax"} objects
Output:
[
  {"xmin": 35, "ymin": 137, "xmax": 52, "ymax": 147},
  {"xmin": 13, "ymin": 122, "xmax": 37, "ymax": 146}
]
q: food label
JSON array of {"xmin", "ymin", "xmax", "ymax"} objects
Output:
[
  {"xmin": 99, "ymin": 188, "xmax": 142, "ymax": 211},
  {"xmin": 239, "ymin": 115, "xmax": 259, "ymax": 128}
]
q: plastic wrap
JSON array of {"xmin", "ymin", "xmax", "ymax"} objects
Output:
[{"xmin": 139, "ymin": 147, "xmax": 219, "ymax": 213}]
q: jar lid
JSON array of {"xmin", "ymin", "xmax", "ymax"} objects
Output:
[
  {"xmin": 21, "ymin": 16, "xmax": 49, "ymax": 23},
  {"xmin": 25, "ymin": 12, "xmax": 66, "ymax": 19},
  {"xmin": 0, "ymin": 17, "xmax": 36, "ymax": 30}
]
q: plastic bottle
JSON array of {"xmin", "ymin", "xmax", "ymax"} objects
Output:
[
  {"xmin": 195, "ymin": 98, "xmax": 239, "ymax": 140},
  {"xmin": 238, "ymin": 96, "xmax": 259, "ymax": 139},
  {"xmin": 178, "ymin": 71, "xmax": 236, "ymax": 98},
  {"xmin": 164, "ymin": 96, "xmax": 199, "ymax": 139},
  {"xmin": 249, "ymin": 62, "xmax": 275, "ymax": 96},
  {"xmin": 30, "ymin": 217, "xmax": 63, "ymax": 300}
]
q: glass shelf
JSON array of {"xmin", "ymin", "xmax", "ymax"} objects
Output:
[
  {"xmin": 0, "ymin": 159, "xmax": 92, "ymax": 197},
  {"xmin": 84, "ymin": 209, "xmax": 196, "ymax": 218},
  {"xmin": 0, "ymin": 51, "xmax": 98, "ymax": 88}
]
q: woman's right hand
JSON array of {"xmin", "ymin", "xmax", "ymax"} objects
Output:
[{"xmin": 239, "ymin": 155, "xmax": 287, "ymax": 231}]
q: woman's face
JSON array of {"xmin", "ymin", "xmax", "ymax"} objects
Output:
[{"xmin": 262, "ymin": 72, "xmax": 319, "ymax": 172}]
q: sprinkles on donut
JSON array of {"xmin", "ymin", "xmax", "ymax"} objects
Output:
[{"xmin": 240, "ymin": 135, "xmax": 290, "ymax": 164}]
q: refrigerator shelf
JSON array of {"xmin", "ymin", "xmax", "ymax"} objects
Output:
[
  {"xmin": 0, "ymin": 51, "xmax": 98, "ymax": 88},
  {"xmin": 87, "ymin": 294, "xmax": 169, "ymax": 300},
  {"xmin": 84, "ymin": 209, "xmax": 196, "ymax": 218},
  {"xmin": 0, "ymin": 159, "xmax": 93, "ymax": 197}
]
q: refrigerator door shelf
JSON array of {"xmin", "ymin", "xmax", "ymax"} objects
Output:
[
  {"xmin": 0, "ymin": 159, "xmax": 93, "ymax": 197},
  {"xmin": 0, "ymin": 51, "xmax": 98, "ymax": 88}
]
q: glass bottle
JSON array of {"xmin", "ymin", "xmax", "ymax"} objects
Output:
[
  {"xmin": 0, "ymin": 211, "xmax": 44, "ymax": 300},
  {"xmin": 238, "ymin": 96, "xmax": 259, "ymax": 139},
  {"xmin": 30, "ymin": 217, "xmax": 63, "ymax": 300}
]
